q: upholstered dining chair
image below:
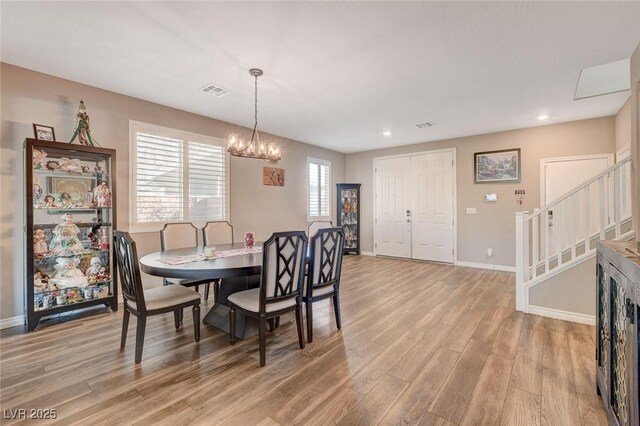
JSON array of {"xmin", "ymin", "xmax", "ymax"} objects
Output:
[
  {"xmin": 228, "ymin": 231, "xmax": 308, "ymax": 367},
  {"xmin": 202, "ymin": 221, "xmax": 234, "ymax": 303},
  {"xmin": 113, "ymin": 231, "xmax": 201, "ymax": 363},
  {"xmin": 304, "ymin": 227, "xmax": 345, "ymax": 343},
  {"xmin": 160, "ymin": 222, "xmax": 212, "ymax": 300},
  {"xmin": 307, "ymin": 220, "xmax": 333, "ymax": 238}
]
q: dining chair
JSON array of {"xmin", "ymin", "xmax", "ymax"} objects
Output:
[
  {"xmin": 307, "ymin": 220, "xmax": 333, "ymax": 238},
  {"xmin": 113, "ymin": 231, "xmax": 201, "ymax": 364},
  {"xmin": 202, "ymin": 221, "xmax": 234, "ymax": 303},
  {"xmin": 160, "ymin": 222, "xmax": 212, "ymax": 300},
  {"xmin": 228, "ymin": 231, "xmax": 308, "ymax": 367},
  {"xmin": 304, "ymin": 227, "xmax": 345, "ymax": 343}
]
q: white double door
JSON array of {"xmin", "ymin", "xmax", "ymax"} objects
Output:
[{"xmin": 375, "ymin": 150, "xmax": 454, "ymax": 263}]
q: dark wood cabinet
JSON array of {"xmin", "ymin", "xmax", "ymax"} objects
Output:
[
  {"xmin": 24, "ymin": 139, "xmax": 118, "ymax": 331},
  {"xmin": 596, "ymin": 241, "xmax": 639, "ymax": 426},
  {"xmin": 336, "ymin": 183, "xmax": 360, "ymax": 255}
]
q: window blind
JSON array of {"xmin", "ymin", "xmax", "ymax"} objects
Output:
[
  {"xmin": 131, "ymin": 123, "xmax": 228, "ymax": 230},
  {"xmin": 308, "ymin": 158, "xmax": 331, "ymax": 220},
  {"xmin": 135, "ymin": 132, "xmax": 183, "ymax": 223}
]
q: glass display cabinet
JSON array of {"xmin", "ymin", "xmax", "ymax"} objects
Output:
[
  {"xmin": 25, "ymin": 139, "xmax": 117, "ymax": 331},
  {"xmin": 336, "ymin": 183, "xmax": 361, "ymax": 255},
  {"xmin": 596, "ymin": 241, "xmax": 639, "ymax": 426}
]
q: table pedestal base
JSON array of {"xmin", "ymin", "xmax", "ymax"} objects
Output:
[{"xmin": 202, "ymin": 275, "xmax": 261, "ymax": 339}]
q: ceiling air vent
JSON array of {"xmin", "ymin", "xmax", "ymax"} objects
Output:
[
  {"xmin": 200, "ymin": 84, "xmax": 229, "ymax": 97},
  {"xmin": 416, "ymin": 121, "xmax": 435, "ymax": 129}
]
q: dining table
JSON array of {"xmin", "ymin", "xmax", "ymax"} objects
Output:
[{"xmin": 139, "ymin": 242, "xmax": 265, "ymax": 339}]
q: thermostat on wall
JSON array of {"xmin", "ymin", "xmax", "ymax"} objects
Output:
[{"xmin": 485, "ymin": 193, "xmax": 498, "ymax": 202}]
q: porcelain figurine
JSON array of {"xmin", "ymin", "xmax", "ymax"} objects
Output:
[
  {"xmin": 85, "ymin": 256, "xmax": 108, "ymax": 283},
  {"xmin": 43, "ymin": 194, "xmax": 57, "ymax": 208},
  {"xmin": 45, "ymin": 160, "xmax": 60, "ymax": 171},
  {"xmin": 32, "ymin": 148, "xmax": 48, "ymax": 169},
  {"xmin": 50, "ymin": 257, "xmax": 89, "ymax": 288},
  {"xmin": 49, "ymin": 213, "xmax": 84, "ymax": 255},
  {"xmin": 33, "ymin": 229, "xmax": 49, "ymax": 256},
  {"xmin": 33, "ymin": 177, "xmax": 43, "ymax": 206},
  {"xmin": 93, "ymin": 181, "xmax": 111, "ymax": 207},
  {"xmin": 58, "ymin": 157, "xmax": 84, "ymax": 174},
  {"xmin": 69, "ymin": 100, "xmax": 100, "ymax": 147}
]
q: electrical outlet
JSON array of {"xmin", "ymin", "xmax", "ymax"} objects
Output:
[{"xmin": 487, "ymin": 248, "xmax": 493, "ymax": 257}]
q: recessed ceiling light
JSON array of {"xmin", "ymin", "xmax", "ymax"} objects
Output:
[
  {"xmin": 537, "ymin": 114, "xmax": 550, "ymax": 121},
  {"xmin": 383, "ymin": 131, "xmax": 392, "ymax": 136}
]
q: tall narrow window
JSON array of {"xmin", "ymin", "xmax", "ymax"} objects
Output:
[
  {"xmin": 130, "ymin": 121, "xmax": 228, "ymax": 231},
  {"xmin": 307, "ymin": 157, "xmax": 331, "ymax": 221}
]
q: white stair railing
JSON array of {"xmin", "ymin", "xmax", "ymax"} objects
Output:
[{"xmin": 516, "ymin": 157, "xmax": 632, "ymax": 311}]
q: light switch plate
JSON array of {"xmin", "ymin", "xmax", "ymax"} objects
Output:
[{"xmin": 466, "ymin": 207, "xmax": 477, "ymax": 215}]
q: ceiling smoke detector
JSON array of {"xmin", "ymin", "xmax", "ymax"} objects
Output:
[
  {"xmin": 416, "ymin": 121, "xmax": 435, "ymax": 129},
  {"xmin": 200, "ymin": 83, "xmax": 229, "ymax": 97}
]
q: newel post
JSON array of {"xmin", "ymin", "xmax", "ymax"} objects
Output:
[{"xmin": 515, "ymin": 211, "xmax": 529, "ymax": 312}]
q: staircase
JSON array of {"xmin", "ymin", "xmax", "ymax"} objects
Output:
[{"xmin": 515, "ymin": 157, "xmax": 633, "ymax": 315}]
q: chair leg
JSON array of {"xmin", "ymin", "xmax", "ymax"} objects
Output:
[
  {"xmin": 213, "ymin": 280, "xmax": 220, "ymax": 303},
  {"xmin": 274, "ymin": 316, "xmax": 280, "ymax": 328},
  {"xmin": 306, "ymin": 300, "xmax": 314, "ymax": 343},
  {"xmin": 229, "ymin": 307, "xmax": 236, "ymax": 345},
  {"xmin": 120, "ymin": 309, "xmax": 130, "ymax": 349},
  {"xmin": 173, "ymin": 310, "xmax": 181, "ymax": 330},
  {"xmin": 193, "ymin": 305, "xmax": 200, "ymax": 342},
  {"xmin": 259, "ymin": 315, "xmax": 267, "ymax": 367},
  {"xmin": 333, "ymin": 292, "xmax": 342, "ymax": 330},
  {"xmin": 134, "ymin": 316, "xmax": 147, "ymax": 364},
  {"xmin": 295, "ymin": 306, "xmax": 305, "ymax": 349},
  {"xmin": 268, "ymin": 318, "xmax": 276, "ymax": 332},
  {"xmin": 204, "ymin": 283, "xmax": 210, "ymax": 301}
]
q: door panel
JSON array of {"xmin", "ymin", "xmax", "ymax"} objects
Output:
[
  {"xmin": 411, "ymin": 152, "xmax": 454, "ymax": 262},
  {"xmin": 375, "ymin": 157, "xmax": 411, "ymax": 258}
]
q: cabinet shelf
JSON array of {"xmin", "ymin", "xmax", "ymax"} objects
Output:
[{"xmin": 25, "ymin": 139, "xmax": 118, "ymax": 332}]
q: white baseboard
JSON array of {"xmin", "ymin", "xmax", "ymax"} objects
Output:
[
  {"xmin": 0, "ymin": 315, "xmax": 25, "ymax": 330},
  {"xmin": 455, "ymin": 260, "xmax": 515, "ymax": 273},
  {"xmin": 528, "ymin": 305, "xmax": 595, "ymax": 326},
  {"xmin": 360, "ymin": 251, "xmax": 375, "ymax": 257}
]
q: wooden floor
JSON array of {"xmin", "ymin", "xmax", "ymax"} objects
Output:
[{"xmin": 1, "ymin": 255, "xmax": 606, "ymax": 425}]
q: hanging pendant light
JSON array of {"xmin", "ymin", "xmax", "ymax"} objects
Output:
[{"xmin": 227, "ymin": 68, "xmax": 281, "ymax": 164}]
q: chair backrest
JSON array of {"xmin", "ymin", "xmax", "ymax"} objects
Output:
[
  {"xmin": 307, "ymin": 227, "xmax": 345, "ymax": 296},
  {"xmin": 203, "ymin": 221, "xmax": 234, "ymax": 246},
  {"xmin": 308, "ymin": 220, "xmax": 333, "ymax": 238},
  {"xmin": 113, "ymin": 231, "xmax": 146, "ymax": 312},
  {"xmin": 160, "ymin": 222, "xmax": 199, "ymax": 251},
  {"xmin": 260, "ymin": 231, "xmax": 308, "ymax": 312}
]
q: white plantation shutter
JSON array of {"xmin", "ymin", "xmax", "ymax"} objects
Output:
[
  {"xmin": 130, "ymin": 122, "xmax": 228, "ymax": 231},
  {"xmin": 135, "ymin": 133, "xmax": 183, "ymax": 223},
  {"xmin": 308, "ymin": 157, "xmax": 331, "ymax": 220},
  {"xmin": 188, "ymin": 142, "xmax": 226, "ymax": 220}
]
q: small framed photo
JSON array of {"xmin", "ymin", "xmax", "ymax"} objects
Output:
[
  {"xmin": 474, "ymin": 148, "xmax": 521, "ymax": 183},
  {"xmin": 33, "ymin": 124, "xmax": 56, "ymax": 141}
]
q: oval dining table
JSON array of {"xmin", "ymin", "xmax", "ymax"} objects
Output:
[{"xmin": 139, "ymin": 242, "xmax": 265, "ymax": 339}]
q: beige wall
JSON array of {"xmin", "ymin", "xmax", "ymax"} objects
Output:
[
  {"xmin": 615, "ymin": 98, "xmax": 632, "ymax": 156},
  {"xmin": 0, "ymin": 63, "xmax": 345, "ymax": 320},
  {"xmin": 529, "ymin": 257, "xmax": 596, "ymax": 317},
  {"xmin": 346, "ymin": 117, "xmax": 616, "ymax": 266}
]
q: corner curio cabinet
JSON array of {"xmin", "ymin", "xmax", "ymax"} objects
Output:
[
  {"xmin": 25, "ymin": 139, "xmax": 117, "ymax": 331},
  {"xmin": 336, "ymin": 183, "xmax": 361, "ymax": 255}
]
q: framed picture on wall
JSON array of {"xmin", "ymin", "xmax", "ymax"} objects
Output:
[
  {"xmin": 263, "ymin": 167, "xmax": 285, "ymax": 186},
  {"xmin": 33, "ymin": 124, "xmax": 56, "ymax": 141},
  {"xmin": 474, "ymin": 148, "xmax": 521, "ymax": 183}
]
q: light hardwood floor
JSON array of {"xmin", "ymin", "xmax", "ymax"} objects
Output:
[{"xmin": 0, "ymin": 255, "xmax": 606, "ymax": 425}]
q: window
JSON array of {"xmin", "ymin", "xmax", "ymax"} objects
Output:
[
  {"xmin": 307, "ymin": 157, "xmax": 331, "ymax": 221},
  {"xmin": 129, "ymin": 121, "xmax": 228, "ymax": 231}
]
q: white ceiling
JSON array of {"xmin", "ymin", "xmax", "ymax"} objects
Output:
[{"xmin": 2, "ymin": 2, "xmax": 639, "ymax": 154}]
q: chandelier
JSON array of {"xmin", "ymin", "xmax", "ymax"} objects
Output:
[{"xmin": 227, "ymin": 68, "xmax": 281, "ymax": 164}]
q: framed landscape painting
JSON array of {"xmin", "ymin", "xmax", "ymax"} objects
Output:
[{"xmin": 474, "ymin": 148, "xmax": 521, "ymax": 183}]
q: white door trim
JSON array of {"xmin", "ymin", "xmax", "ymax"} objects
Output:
[
  {"xmin": 539, "ymin": 153, "xmax": 614, "ymax": 207},
  {"xmin": 373, "ymin": 147, "xmax": 457, "ymax": 263}
]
